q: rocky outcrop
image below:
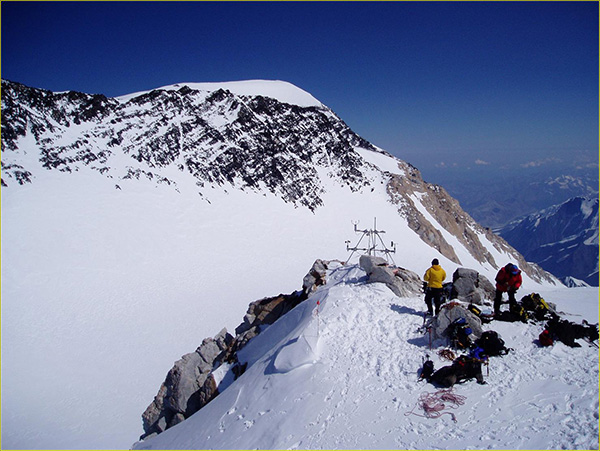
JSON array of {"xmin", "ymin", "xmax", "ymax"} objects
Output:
[
  {"xmin": 451, "ymin": 268, "xmax": 495, "ymax": 305},
  {"xmin": 302, "ymin": 259, "xmax": 328, "ymax": 295},
  {"xmin": 359, "ymin": 255, "xmax": 422, "ymax": 297},
  {"xmin": 139, "ymin": 257, "xmax": 428, "ymax": 440},
  {"xmin": 140, "ymin": 288, "xmax": 310, "ymax": 440},
  {"xmin": 141, "ymin": 329, "xmax": 234, "ymax": 439},
  {"xmin": 139, "ymin": 259, "xmax": 335, "ymax": 440}
]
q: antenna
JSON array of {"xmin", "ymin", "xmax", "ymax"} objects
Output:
[{"xmin": 345, "ymin": 217, "xmax": 397, "ymax": 264}]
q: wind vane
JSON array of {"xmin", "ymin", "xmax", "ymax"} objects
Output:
[{"xmin": 345, "ymin": 217, "xmax": 397, "ymax": 265}]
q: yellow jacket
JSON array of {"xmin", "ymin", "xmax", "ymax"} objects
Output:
[{"xmin": 424, "ymin": 265, "xmax": 446, "ymax": 289}]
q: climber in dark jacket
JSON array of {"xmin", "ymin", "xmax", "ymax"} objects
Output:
[{"xmin": 493, "ymin": 263, "xmax": 522, "ymax": 315}]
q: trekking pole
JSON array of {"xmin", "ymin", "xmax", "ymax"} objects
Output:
[
  {"xmin": 316, "ymin": 300, "xmax": 320, "ymax": 337},
  {"xmin": 428, "ymin": 327, "xmax": 432, "ymax": 350}
]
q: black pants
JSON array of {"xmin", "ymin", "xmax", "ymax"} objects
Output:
[
  {"xmin": 425, "ymin": 287, "xmax": 443, "ymax": 315},
  {"xmin": 494, "ymin": 289, "xmax": 517, "ymax": 314}
]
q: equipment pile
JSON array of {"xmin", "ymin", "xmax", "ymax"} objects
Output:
[{"xmin": 412, "ymin": 291, "xmax": 598, "ymax": 422}]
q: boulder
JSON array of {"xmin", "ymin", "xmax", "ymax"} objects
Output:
[
  {"xmin": 141, "ymin": 383, "xmax": 168, "ymax": 436},
  {"xmin": 140, "ymin": 328, "xmax": 234, "ymax": 440},
  {"xmin": 235, "ymin": 291, "xmax": 305, "ymax": 336},
  {"xmin": 451, "ymin": 267, "xmax": 495, "ymax": 305},
  {"xmin": 431, "ymin": 302, "xmax": 483, "ymax": 342},
  {"xmin": 302, "ymin": 259, "xmax": 328, "ymax": 294},
  {"xmin": 359, "ymin": 255, "xmax": 422, "ymax": 297}
]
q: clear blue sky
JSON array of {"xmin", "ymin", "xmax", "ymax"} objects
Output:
[{"xmin": 2, "ymin": 1, "xmax": 598, "ymax": 174}]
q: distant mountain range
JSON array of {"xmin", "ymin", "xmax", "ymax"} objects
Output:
[
  {"xmin": 418, "ymin": 163, "xmax": 599, "ymax": 230},
  {"xmin": 497, "ymin": 196, "xmax": 599, "ymax": 286}
]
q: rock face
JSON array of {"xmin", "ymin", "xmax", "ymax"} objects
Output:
[
  {"xmin": 1, "ymin": 79, "xmax": 372, "ymax": 211},
  {"xmin": 451, "ymin": 268, "xmax": 495, "ymax": 305},
  {"xmin": 359, "ymin": 255, "xmax": 422, "ymax": 297},
  {"xmin": 385, "ymin": 162, "xmax": 553, "ymax": 285},
  {"xmin": 141, "ymin": 329, "xmax": 234, "ymax": 439},
  {"xmin": 302, "ymin": 259, "xmax": 329, "ymax": 295}
]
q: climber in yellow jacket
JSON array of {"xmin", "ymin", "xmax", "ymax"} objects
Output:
[{"xmin": 423, "ymin": 258, "xmax": 447, "ymax": 315}]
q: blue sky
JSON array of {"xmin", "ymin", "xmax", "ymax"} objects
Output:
[{"xmin": 2, "ymin": 1, "xmax": 598, "ymax": 187}]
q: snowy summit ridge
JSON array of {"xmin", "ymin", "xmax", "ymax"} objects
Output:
[
  {"xmin": 116, "ymin": 79, "xmax": 324, "ymax": 108},
  {"xmin": 133, "ymin": 260, "xmax": 599, "ymax": 450}
]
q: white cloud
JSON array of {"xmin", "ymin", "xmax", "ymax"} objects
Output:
[{"xmin": 520, "ymin": 157, "xmax": 562, "ymax": 168}]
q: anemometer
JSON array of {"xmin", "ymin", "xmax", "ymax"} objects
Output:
[{"xmin": 345, "ymin": 217, "xmax": 397, "ymax": 264}]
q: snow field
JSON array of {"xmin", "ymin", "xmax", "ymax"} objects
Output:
[
  {"xmin": 0, "ymin": 142, "xmax": 576, "ymax": 449},
  {"xmin": 1, "ymin": 165, "xmax": 472, "ymax": 449}
]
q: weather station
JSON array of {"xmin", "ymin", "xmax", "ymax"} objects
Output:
[{"xmin": 345, "ymin": 217, "xmax": 397, "ymax": 264}]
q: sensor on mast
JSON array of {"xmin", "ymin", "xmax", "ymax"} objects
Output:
[{"xmin": 345, "ymin": 217, "xmax": 397, "ymax": 264}]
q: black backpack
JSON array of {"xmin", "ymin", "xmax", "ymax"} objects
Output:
[
  {"xmin": 509, "ymin": 301, "xmax": 529, "ymax": 323},
  {"xmin": 447, "ymin": 318, "xmax": 473, "ymax": 349},
  {"xmin": 475, "ymin": 330, "xmax": 510, "ymax": 356}
]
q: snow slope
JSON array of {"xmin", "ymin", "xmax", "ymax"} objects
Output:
[{"xmin": 133, "ymin": 263, "xmax": 599, "ymax": 450}]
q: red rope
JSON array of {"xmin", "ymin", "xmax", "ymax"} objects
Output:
[{"xmin": 404, "ymin": 388, "xmax": 467, "ymax": 423}]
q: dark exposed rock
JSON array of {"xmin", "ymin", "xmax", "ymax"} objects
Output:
[
  {"xmin": 1, "ymin": 79, "xmax": 373, "ymax": 212},
  {"xmin": 451, "ymin": 267, "xmax": 495, "ymax": 305}
]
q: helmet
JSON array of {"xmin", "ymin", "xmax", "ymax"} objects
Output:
[{"xmin": 506, "ymin": 263, "xmax": 519, "ymax": 275}]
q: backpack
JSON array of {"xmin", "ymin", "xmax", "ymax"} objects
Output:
[
  {"xmin": 509, "ymin": 301, "xmax": 529, "ymax": 323},
  {"xmin": 521, "ymin": 293, "xmax": 552, "ymax": 321},
  {"xmin": 468, "ymin": 303, "xmax": 493, "ymax": 323},
  {"xmin": 546, "ymin": 318, "xmax": 580, "ymax": 348},
  {"xmin": 447, "ymin": 317, "xmax": 473, "ymax": 349},
  {"xmin": 420, "ymin": 359, "xmax": 434, "ymax": 381},
  {"xmin": 474, "ymin": 330, "xmax": 509, "ymax": 356}
]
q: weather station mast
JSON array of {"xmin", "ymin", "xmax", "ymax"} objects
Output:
[{"xmin": 345, "ymin": 217, "xmax": 397, "ymax": 265}]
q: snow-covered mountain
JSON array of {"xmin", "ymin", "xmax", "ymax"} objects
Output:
[
  {"xmin": 0, "ymin": 78, "xmax": 554, "ymax": 282},
  {"xmin": 497, "ymin": 197, "xmax": 599, "ymax": 286},
  {"xmin": 1, "ymin": 79, "xmax": 564, "ymax": 449}
]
